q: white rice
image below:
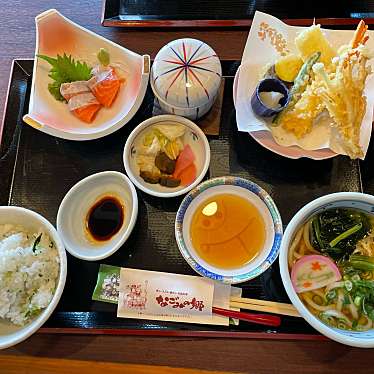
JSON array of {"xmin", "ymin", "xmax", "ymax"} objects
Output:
[{"xmin": 0, "ymin": 224, "xmax": 60, "ymax": 326}]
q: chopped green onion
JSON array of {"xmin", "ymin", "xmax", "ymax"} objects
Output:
[
  {"xmin": 343, "ymin": 294, "xmax": 350, "ymax": 305},
  {"xmin": 337, "ymin": 319, "xmax": 349, "ymax": 330},
  {"xmin": 344, "ymin": 280, "xmax": 353, "ymax": 292},
  {"xmin": 354, "ymin": 296, "xmax": 362, "ymax": 308},
  {"xmin": 326, "ymin": 290, "xmax": 337, "ymax": 302},
  {"xmin": 319, "ymin": 312, "xmax": 336, "ymax": 327}
]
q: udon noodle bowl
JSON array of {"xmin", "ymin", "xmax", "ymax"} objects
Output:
[{"xmin": 288, "ymin": 206, "xmax": 374, "ymax": 332}]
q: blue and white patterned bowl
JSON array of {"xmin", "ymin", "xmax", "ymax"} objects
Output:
[
  {"xmin": 280, "ymin": 192, "xmax": 374, "ymax": 348},
  {"xmin": 151, "ymin": 38, "xmax": 222, "ymax": 120},
  {"xmin": 175, "ymin": 176, "xmax": 283, "ymax": 284}
]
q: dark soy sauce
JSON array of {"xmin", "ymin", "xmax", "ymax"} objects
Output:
[{"xmin": 86, "ymin": 196, "xmax": 124, "ymax": 241}]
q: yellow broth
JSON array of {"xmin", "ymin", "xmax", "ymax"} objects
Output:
[{"xmin": 190, "ymin": 194, "xmax": 266, "ymax": 269}]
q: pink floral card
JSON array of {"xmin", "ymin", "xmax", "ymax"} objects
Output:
[{"xmin": 117, "ymin": 268, "xmax": 236, "ymax": 325}]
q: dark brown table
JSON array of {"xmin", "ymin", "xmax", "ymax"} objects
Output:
[{"xmin": 0, "ymin": 1, "xmax": 370, "ymax": 373}]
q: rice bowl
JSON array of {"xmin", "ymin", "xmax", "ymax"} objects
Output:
[
  {"xmin": 0, "ymin": 225, "xmax": 60, "ymax": 326},
  {"xmin": 0, "ymin": 207, "xmax": 66, "ymax": 350}
]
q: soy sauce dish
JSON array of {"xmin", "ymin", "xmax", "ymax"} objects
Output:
[{"xmin": 57, "ymin": 171, "xmax": 138, "ymax": 261}]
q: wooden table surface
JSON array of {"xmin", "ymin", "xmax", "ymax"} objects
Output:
[{"xmin": 0, "ymin": 1, "xmax": 371, "ymax": 373}]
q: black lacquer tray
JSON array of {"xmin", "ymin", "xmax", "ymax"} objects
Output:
[
  {"xmin": 102, "ymin": 0, "xmax": 374, "ymax": 28},
  {"xmin": 1, "ymin": 59, "xmax": 373, "ymax": 339}
]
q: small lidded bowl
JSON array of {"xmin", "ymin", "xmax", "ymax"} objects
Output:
[{"xmin": 151, "ymin": 38, "xmax": 222, "ymax": 120}]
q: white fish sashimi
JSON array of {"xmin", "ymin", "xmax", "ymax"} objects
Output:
[
  {"xmin": 60, "ymin": 81, "xmax": 90, "ymax": 101},
  {"xmin": 67, "ymin": 93, "xmax": 100, "ymax": 111},
  {"xmin": 87, "ymin": 66, "xmax": 113, "ymax": 91}
]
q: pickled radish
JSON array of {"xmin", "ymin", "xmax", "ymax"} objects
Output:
[
  {"xmin": 178, "ymin": 163, "xmax": 197, "ymax": 186},
  {"xmin": 173, "ymin": 145, "xmax": 195, "ymax": 178},
  {"xmin": 291, "ymin": 255, "xmax": 341, "ymax": 293}
]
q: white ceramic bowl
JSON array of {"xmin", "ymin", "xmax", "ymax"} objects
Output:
[
  {"xmin": 23, "ymin": 9, "xmax": 149, "ymax": 141},
  {"xmin": 0, "ymin": 206, "xmax": 67, "ymax": 350},
  {"xmin": 57, "ymin": 171, "xmax": 138, "ymax": 261},
  {"xmin": 175, "ymin": 176, "xmax": 283, "ymax": 284},
  {"xmin": 279, "ymin": 192, "xmax": 374, "ymax": 348},
  {"xmin": 151, "ymin": 38, "xmax": 222, "ymax": 120},
  {"xmin": 123, "ymin": 115, "xmax": 210, "ymax": 198}
]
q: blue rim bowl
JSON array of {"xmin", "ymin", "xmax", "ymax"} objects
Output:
[{"xmin": 175, "ymin": 176, "xmax": 283, "ymax": 284}]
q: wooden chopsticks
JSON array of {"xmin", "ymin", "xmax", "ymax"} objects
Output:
[
  {"xmin": 212, "ymin": 307, "xmax": 281, "ymax": 327},
  {"xmin": 229, "ymin": 297, "xmax": 301, "ymax": 318}
]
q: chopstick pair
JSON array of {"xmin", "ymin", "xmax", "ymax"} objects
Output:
[
  {"xmin": 229, "ymin": 296, "xmax": 301, "ymax": 318},
  {"xmin": 212, "ymin": 306, "xmax": 281, "ymax": 327},
  {"xmin": 212, "ymin": 297, "xmax": 300, "ymax": 327}
]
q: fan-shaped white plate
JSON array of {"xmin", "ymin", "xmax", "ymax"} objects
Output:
[{"xmin": 23, "ymin": 9, "xmax": 150, "ymax": 141}]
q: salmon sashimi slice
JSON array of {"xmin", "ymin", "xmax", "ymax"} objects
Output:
[
  {"xmin": 178, "ymin": 163, "xmax": 197, "ymax": 186},
  {"xmin": 88, "ymin": 67, "xmax": 120, "ymax": 108},
  {"xmin": 60, "ymin": 81, "xmax": 90, "ymax": 101},
  {"xmin": 73, "ymin": 104, "xmax": 101, "ymax": 123},
  {"xmin": 173, "ymin": 144, "xmax": 196, "ymax": 178},
  {"xmin": 68, "ymin": 92, "xmax": 101, "ymax": 123}
]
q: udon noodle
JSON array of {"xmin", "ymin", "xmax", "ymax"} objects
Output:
[{"xmin": 289, "ymin": 209, "xmax": 374, "ymax": 332}]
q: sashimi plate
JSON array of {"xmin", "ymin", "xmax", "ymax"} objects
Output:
[{"xmin": 23, "ymin": 9, "xmax": 150, "ymax": 141}]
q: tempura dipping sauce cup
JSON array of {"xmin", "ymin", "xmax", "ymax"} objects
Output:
[
  {"xmin": 175, "ymin": 176, "xmax": 283, "ymax": 284},
  {"xmin": 251, "ymin": 78, "xmax": 290, "ymax": 117}
]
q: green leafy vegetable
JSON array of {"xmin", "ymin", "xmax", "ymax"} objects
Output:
[
  {"xmin": 38, "ymin": 53, "xmax": 92, "ymax": 101},
  {"xmin": 32, "ymin": 233, "xmax": 42, "ymax": 253},
  {"xmin": 329, "ymin": 223, "xmax": 363, "ymax": 247},
  {"xmin": 310, "ymin": 208, "xmax": 371, "ymax": 261},
  {"xmin": 346, "ymin": 254, "xmax": 374, "ymax": 271}
]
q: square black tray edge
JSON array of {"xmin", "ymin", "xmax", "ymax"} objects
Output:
[
  {"xmin": 1, "ymin": 59, "xmax": 367, "ymax": 340},
  {"xmin": 0, "ymin": 59, "xmax": 33, "ymax": 206}
]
